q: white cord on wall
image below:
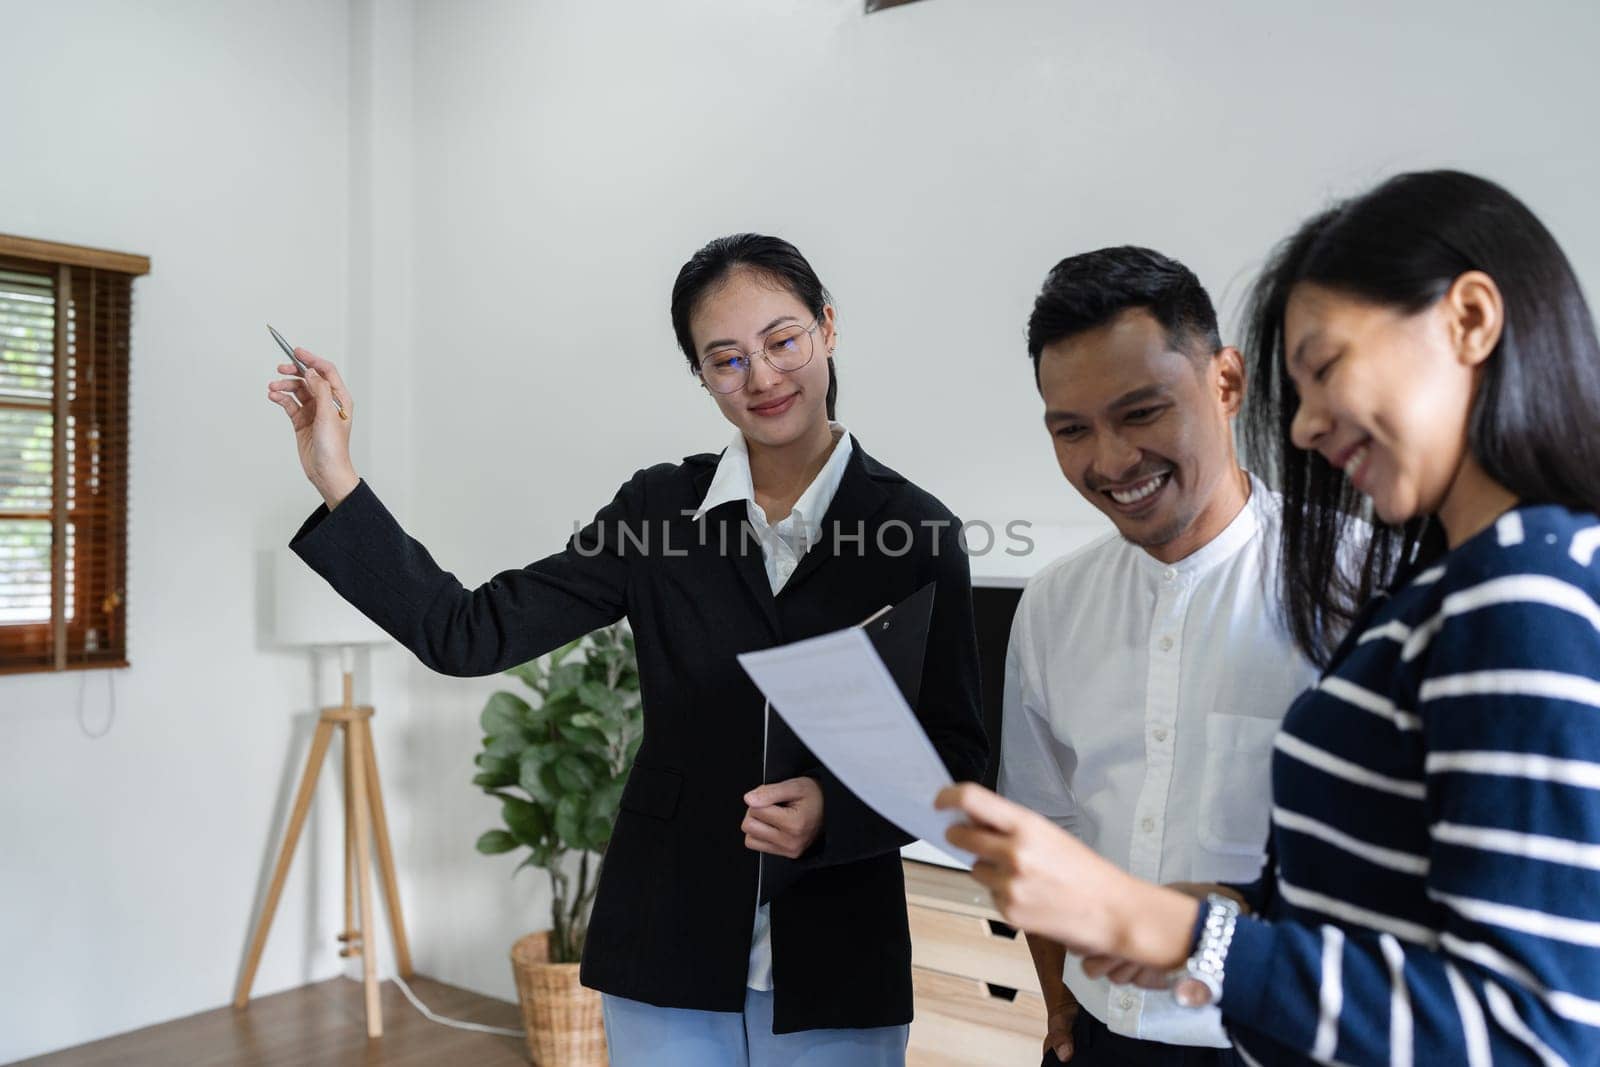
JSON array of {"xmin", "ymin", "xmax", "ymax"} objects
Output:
[
  {"xmin": 76, "ymin": 669, "xmax": 116, "ymax": 739},
  {"xmin": 388, "ymin": 973, "xmax": 526, "ymax": 1039}
]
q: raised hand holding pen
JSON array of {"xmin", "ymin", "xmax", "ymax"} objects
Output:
[{"xmin": 264, "ymin": 335, "xmax": 361, "ymax": 510}]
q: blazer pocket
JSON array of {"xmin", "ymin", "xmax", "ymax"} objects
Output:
[{"xmin": 619, "ymin": 762, "xmax": 683, "ymax": 822}]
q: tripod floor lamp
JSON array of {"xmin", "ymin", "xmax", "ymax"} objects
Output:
[{"xmin": 235, "ymin": 550, "xmax": 413, "ymax": 1037}]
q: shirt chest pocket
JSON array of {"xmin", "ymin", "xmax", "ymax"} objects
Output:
[{"xmin": 1196, "ymin": 713, "xmax": 1280, "ymax": 857}]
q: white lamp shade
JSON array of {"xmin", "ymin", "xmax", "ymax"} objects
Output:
[{"xmin": 273, "ymin": 548, "xmax": 392, "ymax": 648}]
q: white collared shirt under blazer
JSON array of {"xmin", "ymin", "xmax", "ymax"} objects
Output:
[
  {"xmin": 999, "ymin": 475, "xmax": 1317, "ymax": 1047},
  {"xmin": 694, "ymin": 423, "xmax": 855, "ymax": 993}
]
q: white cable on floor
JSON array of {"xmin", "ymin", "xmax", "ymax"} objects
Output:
[{"xmin": 390, "ymin": 973, "xmax": 526, "ymax": 1038}]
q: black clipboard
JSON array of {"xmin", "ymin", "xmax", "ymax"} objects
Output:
[
  {"xmin": 756, "ymin": 582, "xmax": 936, "ymax": 905},
  {"xmin": 859, "ymin": 581, "xmax": 935, "ymax": 710}
]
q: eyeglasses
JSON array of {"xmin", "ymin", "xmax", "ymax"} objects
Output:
[{"xmin": 695, "ymin": 319, "xmax": 820, "ymax": 395}]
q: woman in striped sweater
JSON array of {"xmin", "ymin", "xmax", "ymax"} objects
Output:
[{"xmin": 939, "ymin": 170, "xmax": 1600, "ymax": 1065}]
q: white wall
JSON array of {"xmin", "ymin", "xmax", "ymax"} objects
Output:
[
  {"xmin": 406, "ymin": 0, "xmax": 1600, "ymax": 563},
  {"xmin": 6, "ymin": 0, "xmax": 1600, "ymax": 1057},
  {"xmin": 0, "ymin": 2, "xmax": 419, "ymax": 1061},
  {"xmin": 400, "ymin": 0, "xmax": 1600, "ymax": 1002}
]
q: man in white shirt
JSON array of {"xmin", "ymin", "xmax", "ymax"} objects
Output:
[{"xmin": 999, "ymin": 247, "xmax": 1318, "ymax": 1066}]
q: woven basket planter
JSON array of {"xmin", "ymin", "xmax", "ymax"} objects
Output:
[{"xmin": 510, "ymin": 931, "xmax": 608, "ymax": 1066}]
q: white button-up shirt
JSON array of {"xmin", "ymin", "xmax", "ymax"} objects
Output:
[
  {"xmin": 998, "ymin": 475, "xmax": 1316, "ymax": 1046},
  {"xmin": 693, "ymin": 423, "xmax": 854, "ymax": 992}
]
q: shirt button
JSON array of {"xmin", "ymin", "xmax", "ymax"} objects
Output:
[
  {"xmin": 1153, "ymin": 727, "xmax": 1168, "ymax": 742},
  {"xmin": 1159, "ymin": 636, "xmax": 1174, "ymax": 652},
  {"xmin": 1121, "ymin": 993, "xmax": 1135, "ymax": 1010},
  {"xmin": 1141, "ymin": 817, "xmax": 1156, "ymax": 833},
  {"xmin": 1163, "ymin": 567, "xmax": 1177, "ymax": 581}
]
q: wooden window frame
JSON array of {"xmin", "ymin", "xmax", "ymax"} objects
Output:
[{"xmin": 0, "ymin": 234, "xmax": 147, "ymax": 676}]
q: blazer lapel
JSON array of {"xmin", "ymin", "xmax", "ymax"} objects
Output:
[
  {"xmin": 689, "ymin": 455, "xmax": 782, "ymax": 639},
  {"xmin": 779, "ymin": 442, "xmax": 896, "ymax": 599}
]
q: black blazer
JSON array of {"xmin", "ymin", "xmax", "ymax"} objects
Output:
[{"xmin": 290, "ymin": 440, "xmax": 988, "ymax": 1033}]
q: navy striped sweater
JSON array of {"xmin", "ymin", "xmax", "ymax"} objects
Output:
[{"xmin": 1222, "ymin": 505, "xmax": 1600, "ymax": 1066}]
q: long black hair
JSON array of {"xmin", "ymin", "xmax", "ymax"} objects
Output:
[
  {"xmin": 670, "ymin": 234, "xmax": 838, "ymax": 419},
  {"xmin": 1242, "ymin": 169, "xmax": 1600, "ymax": 666}
]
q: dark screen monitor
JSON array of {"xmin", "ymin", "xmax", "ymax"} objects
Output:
[{"xmin": 972, "ymin": 582, "xmax": 1023, "ymax": 790}]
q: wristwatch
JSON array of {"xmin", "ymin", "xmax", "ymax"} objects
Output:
[{"xmin": 1171, "ymin": 893, "xmax": 1240, "ymax": 1008}]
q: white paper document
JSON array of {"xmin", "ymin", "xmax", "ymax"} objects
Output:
[{"xmin": 737, "ymin": 627, "xmax": 974, "ymax": 867}]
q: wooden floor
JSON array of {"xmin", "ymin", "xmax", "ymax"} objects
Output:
[{"xmin": 11, "ymin": 976, "xmax": 531, "ymax": 1067}]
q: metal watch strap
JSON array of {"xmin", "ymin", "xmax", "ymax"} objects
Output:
[{"xmin": 1173, "ymin": 893, "xmax": 1240, "ymax": 1008}]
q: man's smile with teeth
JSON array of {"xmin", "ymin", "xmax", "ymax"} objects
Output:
[{"xmin": 1108, "ymin": 471, "xmax": 1169, "ymax": 505}]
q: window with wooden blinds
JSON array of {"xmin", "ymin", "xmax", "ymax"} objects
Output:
[{"xmin": 0, "ymin": 235, "xmax": 147, "ymax": 675}]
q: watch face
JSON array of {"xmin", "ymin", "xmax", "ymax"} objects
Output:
[{"xmin": 1173, "ymin": 976, "xmax": 1215, "ymax": 1008}]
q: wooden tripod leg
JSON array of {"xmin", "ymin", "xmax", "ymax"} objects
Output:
[
  {"xmin": 235, "ymin": 719, "xmax": 337, "ymax": 1008},
  {"xmin": 363, "ymin": 722, "xmax": 414, "ymax": 977},
  {"xmin": 341, "ymin": 727, "xmax": 356, "ymax": 955},
  {"xmin": 348, "ymin": 717, "xmax": 383, "ymax": 1037}
]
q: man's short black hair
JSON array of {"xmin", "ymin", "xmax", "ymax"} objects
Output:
[{"xmin": 1026, "ymin": 246, "xmax": 1222, "ymax": 383}]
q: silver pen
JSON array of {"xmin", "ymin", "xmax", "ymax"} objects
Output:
[{"xmin": 268, "ymin": 324, "xmax": 348, "ymax": 420}]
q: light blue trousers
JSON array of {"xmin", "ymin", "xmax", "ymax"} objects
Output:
[{"xmin": 601, "ymin": 988, "xmax": 909, "ymax": 1067}]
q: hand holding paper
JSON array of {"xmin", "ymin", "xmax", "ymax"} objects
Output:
[{"xmin": 737, "ymin": 625, "xmax": 973, "ymax": 867}]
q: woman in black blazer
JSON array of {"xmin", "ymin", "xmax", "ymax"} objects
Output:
[{"xmin": 266, "ymin": 234, "xmax": 988, "ymax": 1066}]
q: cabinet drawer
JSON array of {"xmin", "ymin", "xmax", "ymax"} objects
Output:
[
  {"xmin": 907, "ymin": 967, "xmax": 1044, "ymax": 1067},
  {"xmin": 908, "ymin": 904, "xmax": 1041, "ymax": 995}
]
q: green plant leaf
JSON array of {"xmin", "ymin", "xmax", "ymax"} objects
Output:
[
  {"xmin": 548, "ymin": 638, "xmax": 582, "ymax": 668},
  {"xmin": 589, "ymin": 777, "xmax": 626, "ymax": 825},
  {"xmin": 518, "ymin": 747, "xmax": 557, "ymax": 805},
  {"xmin": 505, "ymin": 659, "xmax": 546, "ymax": 691},
  {"xmin": 518, "ymin": 841, "xmax": 558, "ymax": 870},
  {"xmin": 538, "ymin": 762, "xmax": 563, "ymax": 807},
  {"xmin": 473, "ymin": 624, "xmax": 639, "ymax": 878},
  {"xmin": 576, "ymin": 681, "xmax": 626, "ymax": 717},
  {"xmin": 548, "ymin": 662, "xmax": 586, "ymax": 697},
  {"xmin": 520, "ymin": 740, "xmax": 559, "ymax": 766},
  {"xmin": 502, "ymin": 796, "xmax": 548, "ymax": 847},
  {"xmin": 475, "ymin": 752, "xmax": 517, "ymax": 778},
  {"xmin": 480, "ymin": 691, "xmax": 531, "ymax": 736},
  {"xmin": 528, "ymin": 700, "xmax": 558, "ymax": 729},
  {"xmin": 563, "ymin": 713, "xmax": 617, "ymax": 748},
  {"xmin": 541, "ymin": 690, "xmax": 583, "ymax": 722},
  {"xmin": 484, "ymin": 731, "xmax": 532, "ymax": 760},
  {"xmin": 475, "ymin": 829, "xmax": 519, "ymax": 855},
  {"xmin": 554, "ymin": 753, "xmax": 599, "ymax": 793},
  {"xmin": 473, "ymin": 769, "xmax": 515, "ymax": 790},
  {"xmin": 554, "ymin": 794, "xmax": 585, "ymax": 847},
  {"xmin": 558, "ymin": 723, "xmax": 610, "ymax": 749},
  {"xmin": 583, "ymin": 817, "xmax": 613, "ymax": 851}
]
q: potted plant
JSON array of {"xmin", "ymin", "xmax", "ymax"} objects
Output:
[{"xmin": 474, "ymin": 623, "xmax": 642, "ymax": 1067}]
